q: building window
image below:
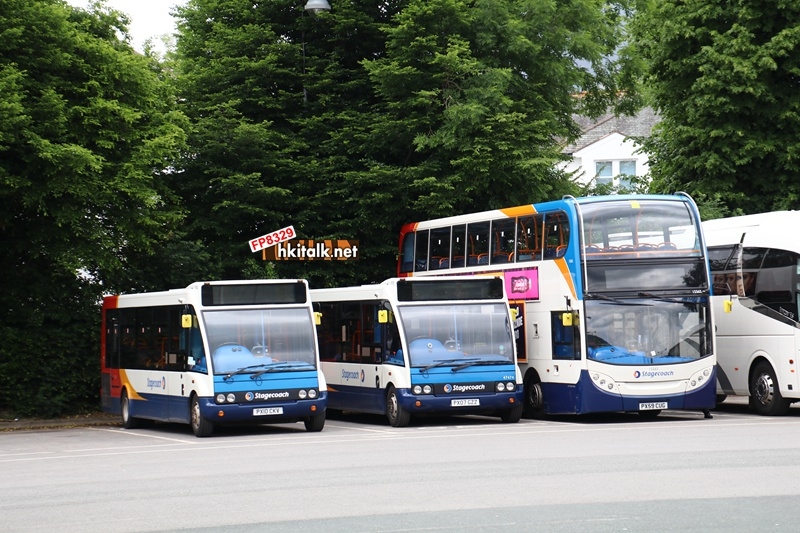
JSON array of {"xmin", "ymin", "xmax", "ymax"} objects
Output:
[
  {"xmin": 618, "ymin": 160, "xmax": 636, "ymax": 188},
  {"xmin": 595, "ymin": 161, "xmax": 612, "ymax": 185}
]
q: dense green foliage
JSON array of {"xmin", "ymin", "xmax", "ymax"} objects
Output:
[
  {"xmin": 631, "ymin": 0, "xmax": 800, "ymax": 215},
  {"xmin": 173, "ymin": 0, "xmax": 638, "ymax": 288},
  {"xmin": 0, "ymin": 0, "xmax": 187, "ymax": 416}
]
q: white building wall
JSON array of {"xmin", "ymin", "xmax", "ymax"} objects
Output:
[{"xmin": 560, "ymin": 132, "xmax": 650, "ymax": 187}]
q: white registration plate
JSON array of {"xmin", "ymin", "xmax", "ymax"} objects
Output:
[
  {"xmin": 639, "ymin": 402, "xmax": 668, "ymax": 410},
  {"xmin": 253, "ymin": 407, "xmax": 283, "ymax": 416},
  {"xmin": 451, "ymin": 398, "xmax": 480, "ymax": 407}
]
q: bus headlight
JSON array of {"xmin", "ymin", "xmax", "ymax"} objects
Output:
[
  {"xmin": 506, "ymin": 382, "xmax": 516, "ymax": 392},
  {"xmin": 413, "ymin": 385, "xmax": 422, "ymax": 394},
  {"xmin": 216, "ymin": 393, "xmax": 226, "ymax": 403},
  {"xmin": 413, "ymin": 385, "xmax": 432, "ymax": 394},
  {"xmin": 423, "ymin": 385, "xmax": 432, "ymax": 394},
  {"xmin": 688, "ymin": 367, "xmax": 714, "ymax": 391},
  {"xmin": 591, "ymin": 371, "xmax": 618, "ymax": 393},
  {"xmin": 308, "ymin": 389, "xmax": 317, "ymax": 399},
  {"xmin": 299, "ymin": 390, "xmax": 308, "ymax": 399},
  {"xmin": 226, "ymin": 393, "xmax": 235, "ymax": 403},
  {"xmin": 496, "ymin": 382, "xmax": 506, "ymax": 392}
]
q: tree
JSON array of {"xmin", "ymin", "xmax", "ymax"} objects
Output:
[
  {"xmin": 173, "ymin": 0, "xmax": 640, "ymax": 288},
  {"xmin": 0, "ymin": 0, "xmax": 187, "ymax": 416},
  {"xmin": 631, "ymin": 0, "xmax": 800, "ymax": 215}
]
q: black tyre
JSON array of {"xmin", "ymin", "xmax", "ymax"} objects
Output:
[
  {"xmin": 121, "ymin": 390, "xmax": 142, "ymax": 429},
  {"xmin": 500, "ymin": 402, "xmax": 523, "ymax": 423},
  {"xmin": 304, "ymin": 412, "xmax": 325, "ymax": 432},
  {"xmin": 190, "ymin": 395, "xmax": 215, "ymax": 437},
  {"xmin": 750, "ymin": 361, "xmax": 791, "ymax": 416},
  {"xmin": 522, "ymin": 375, "xmax": 544, "ymax": 419},
  {"xmin": 386, "ymin": 386, "xmax": 410, "ymax": 427},
  {"xmin": 716, "ymin": 393, "xmax": 728, "ymax": 404}
]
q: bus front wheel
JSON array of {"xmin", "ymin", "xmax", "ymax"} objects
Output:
[
  {"xmin": 386, "ymin": 386, "xmax": 410, "ymax": 427},
  {"xmin": 190, "ymin": 395, "xmax": 215, "ymax": 437},
  {"xmin": 121, "ymin": 390, "xmax": 141, "ymax": 429},
  {"xmin": 304, "ymin": 412, "xmax": 325, "ymax": 432},
  {"xmin": 522, "ymin": 375, "xmax": 544, "ymax": 419},
  {"xmin": 750, "ymin": 361, "xmax": 791, "ymax": 416},
  {"xmin": 500, "ymin": 402, "xmax": 523, "ymax": 423}
]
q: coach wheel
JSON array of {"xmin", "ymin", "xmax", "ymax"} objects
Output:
[
  {"xmin": 190, "ymin": 395, "xmax": 215, "ymax": 437},
  {"xmin": 716, "ymin": 394, "xmax": 728, "ymax": 404},
  {"xmin": 121, "ymin": 389, "xmax": 141, "ymax": 429},
  {"xmin": 304, "ymin": 412, "xmax": 325, "ymax": 432},
  {"xmin": 386, "ymin": 386, "xmax": 410, "ymax": 427},
  {"xmin": 750, "ymin": 361, "xmax": 791, "ymax": 416},
  {"xmin": 522, "ymin": 375, "xmax": 543, "ymax": 419}
]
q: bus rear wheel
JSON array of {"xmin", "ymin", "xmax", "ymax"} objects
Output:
[
  {"xmin": 121, "ymin": 390, "xmax": 142, "ymax": 429},
  {"xmin": 386, "ymin": 386, "xmax": 410, "ymax": 427},
  {"xmin": 190, "ymin": 395, "xmax": 215, "ymax": 437},
  {"xmin": 750, "ymin": 361, "xmax": 791, "ymax": 416},
  {"xmin": 304, "ymin": 412, "xmax": 325, "ymax": 432}
]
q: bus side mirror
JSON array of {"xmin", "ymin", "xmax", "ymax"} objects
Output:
[
  {"xmin": 723, "ymin": 299, "xmax": 733, "ymax": 313},
  {"xmin": 562, "ymin": 312, "xmax": 573, "ymax": 326},
  {"xmin": 314, "ymin": 312, "xmax": 322, "ymax": 326},
  {"xmin": 181, "ymin": 314, "xmax": 192, "ymax": 328},
  {"xmin": 378, "ymin": 310, "xmax": 388, "ymax": 323}
]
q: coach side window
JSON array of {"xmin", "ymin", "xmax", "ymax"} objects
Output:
[
  {"xmin": 756, "ymin": 248, "xmax": 798, "ymax": 321},
  {"xmin": 451, "ymin": 224, "xmax": 467, "ymax": 268}
]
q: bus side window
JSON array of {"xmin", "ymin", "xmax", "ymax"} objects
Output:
[
  {"xmin": 414, "ymin": 229, "xmax": 430, "ymax": 272},
  {"xmin": 468, "ymin": 221, "xmax": 490, "ymax": 265},
  {"xmin": 451, "ymin": 224, "xmax": 466, "ymax": 268}
]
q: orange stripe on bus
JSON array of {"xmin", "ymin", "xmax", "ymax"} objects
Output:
[
  {"xmin": 554, "ymin": 258, "xmax": 577, "ymax": 300},
  {"xmin": 499, "ymin": 205, "xmax": 537, "ymax": 217},
  {"xmin": 119, "ymin": 370, "xmax": 146, "ymax": 401}
]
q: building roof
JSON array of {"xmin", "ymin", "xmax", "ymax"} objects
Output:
[{"xmin": 563, "ymin": 107, "xmax": 660, "ymax": 154}]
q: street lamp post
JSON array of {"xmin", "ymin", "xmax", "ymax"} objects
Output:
[{"xmin": 301, "ymin": 0, "xmax": 331, "ymax": 103}]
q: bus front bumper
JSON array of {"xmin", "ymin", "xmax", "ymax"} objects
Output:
[{"xmin": 198, "ymin": 392, "xmax": 328, "ymax": 424}]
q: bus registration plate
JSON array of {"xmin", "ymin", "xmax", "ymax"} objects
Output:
[
  {"xmin": 639, "ymin": 402, "xmax": 667, "ymax": 410},
  {"xmin": 253, "ymin": 407, "xmax": 283, "ymax": 416},
  {"xmin": 451, "ymin": 399, "xmax": 480, "ymax": 407}
]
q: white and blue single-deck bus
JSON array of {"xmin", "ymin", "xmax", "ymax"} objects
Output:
[
  {"xmin": 397, "ymin": 193, "xmax": 716, "ymax": 418},
  {"xmin": 311, "ymin": 277, "xmax": 523, "ymax": 427},
  {"xmin": 101, "ymin": 280, "xmax": 327, "ymax": 437},
  {"xmin": 704, "ymin": 211, "xmax": 800, "ymax": 415}
]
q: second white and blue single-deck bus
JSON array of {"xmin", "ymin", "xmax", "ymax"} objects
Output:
[
  {"xmin": 101, "ymin": 279, "xmax": 327, "ymax": 437},
  {"xmin": 311, "ymin": 277, "xmax": 523, "ymax": 426},
  {"xmin": 397, "ymin": 193, "xmax": 716, "ymax": 418}
]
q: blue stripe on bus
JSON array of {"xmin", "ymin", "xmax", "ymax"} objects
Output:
[{"xmin": 541, "ymin": 368, "xmax": 716, "ymax": 414}]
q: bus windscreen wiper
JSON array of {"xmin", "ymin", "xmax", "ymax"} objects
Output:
[
  {"xmin": 420, "ymin": 358, "xmax": 480, "ymax": 372},
  {"xmin": 637, "ymin": 292, "xmax": 690, "ymax": 304},
  {"xmin": 250, "ymin": 361, "xmax": 314, "ymax": 379},
  {"xmin": 451, "ymin": 359, "xmax": 511, "ymax": 372}
]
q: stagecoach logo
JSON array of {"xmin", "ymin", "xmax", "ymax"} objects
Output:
[
  {"xmin": 634, "ymin": 370, "xmax": 675, "ymax": 379},
  {"xmin": 146, "ymin": 377, "xmax": 166, "ymax": 390},
  {"xmin": 254, "ymin": 391, "xmax": 290, "ymax": 400},
  {"xmin": 443, "ymin": 383, "xmax": 486, "ymax": 393},
  {"xmin": 245, "ymin": 392, "xmax": 254, "ymax": 402},
  {"xmin": 342, "ymin": 369, "xmax": 366, "ymax": 382}
]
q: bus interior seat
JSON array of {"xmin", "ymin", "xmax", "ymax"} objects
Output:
[
  {"xmin": 492, "ymin": 252, "xmax": 511, "ymax": 264},
  {"xmin": 438, "ymin": 258, "xmax": 449, "ymax": 269},
  {"xmin": 467, "ymin": 255, "xmax": 479, "ymax": 266},
  {"xmin": 658, "ymin": 242, "xmax": 677, "ymax": 250},
  {"xmin": 477, "ymin": 253, "xmax": 489, "ymax": 265},
  {"xmin": 452, "ymin": 256, "xmax": 465, "ymax": 268},
  {"xmin": 556, "ymin": 245, "xmax": 567, "ymax": 257}
]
